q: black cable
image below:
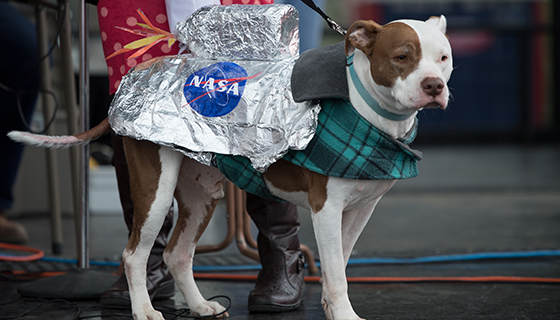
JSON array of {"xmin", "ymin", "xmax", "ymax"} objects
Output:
[
  {"xmin": 0, "ymin": 297, "xmax": 80, "ymax": 320},
  {"xmin": 74, "ymin": 295, "xmax": 231, "ymax": 319},
  {"xmin": 75, "ymin": 304, "xmax": 132, "ymax": 319},
  {"xmin": 17, "ymin": 87, "xmax": 60, "ymax": 134},
  {"xmin": 158, "ymin": 295, "xmax": 231, "ymax": 319},
  {"xmin": 0, "ymin": 2, "xmax": 68, "ymax": 134},
  {"xmin": 0, "ymin": 294, "xmax": 231, "ymax": 320}
]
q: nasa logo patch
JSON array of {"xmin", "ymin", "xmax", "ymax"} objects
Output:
[{"xmin": 184, "ymin": 62, "xmax": 248, "ymax": 117}]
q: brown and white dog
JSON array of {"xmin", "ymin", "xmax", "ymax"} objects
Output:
[{"xmin": 9, "ymin": 16, "xmax": 452, "ymax": 320}]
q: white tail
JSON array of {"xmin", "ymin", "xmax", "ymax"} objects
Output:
[
  {"xmin": 7, "ymin": 131, "xmax": 85, "ymax": 148},
  {"xmin": 7, "ymin": 117, "xmax": 111, "ymax": 149}
]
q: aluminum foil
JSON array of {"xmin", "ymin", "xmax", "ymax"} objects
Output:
[
  {"xmin": 175, "ymin": 4, "xmax": 300, "ymax": 60},
  {"xmin": 109, "ymin": 4, "xmax": 319, "ymax": 171}
]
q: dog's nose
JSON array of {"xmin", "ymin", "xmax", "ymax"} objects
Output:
[{"xmin": 421, "ymin": 77, "xmax": 445, "ymax": 97}]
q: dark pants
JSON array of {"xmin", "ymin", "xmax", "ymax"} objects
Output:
[{"xmin": 0, "ymin": 3, "xmax": 40, "ymax": 212}]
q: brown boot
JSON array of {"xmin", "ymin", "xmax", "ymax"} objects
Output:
[
  {"xmin": 0, "ymin": 214, "xmax": 28, "ymax": 244},
  {"xmin": 100, "ymin": 134, "xmax": 175, "ymax": 306},
  {"xmin": 246, "ymin": 193, "xmax": 305, "ymax": 313}
]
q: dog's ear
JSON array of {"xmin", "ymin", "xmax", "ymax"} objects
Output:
[
  {"xmin": 425, "ymin": 15, "xmax": 447, "ymax": 34},
  {"xmin": 345, "ymin": 20, "xmax": 383, "ymax": 56}
]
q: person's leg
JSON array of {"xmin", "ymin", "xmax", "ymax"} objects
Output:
[
  {"xmin": 0, "ymin": 3, "xmax": 40, "ymax": 244},
  {"xmin": 246, "ymin": 193, "xmax": 305, "ymax": 312},
  {"xmin": 243, "ymin": 2, "xmax": 324, "ymax": 308},
  {"xmin": 100, "ymin": 133, "xmax": 175, "ymax": 306}
]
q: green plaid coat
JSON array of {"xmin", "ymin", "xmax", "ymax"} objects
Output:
[{"xmin": 215, "ymin": 98, "xmax": 421, "ymax": 200}]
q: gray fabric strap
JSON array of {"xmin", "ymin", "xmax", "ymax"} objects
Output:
[{"xmin": 291, "ymin": 42, "xmax": 349, "ymax": 102}]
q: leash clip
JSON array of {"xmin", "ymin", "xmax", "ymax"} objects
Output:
[
  {"xmin": 301, "ymin": 0, "xmax": 347, "ymax": 37},
  {"xmin": 327, "ymin": 18, "xmax": 347, "ymax": 36}
]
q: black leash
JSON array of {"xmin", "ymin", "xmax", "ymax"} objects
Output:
[{"xmin": 300, "ymin": 0, "xmax": 347, "ymax": 36}]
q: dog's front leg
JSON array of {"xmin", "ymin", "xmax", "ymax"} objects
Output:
[
  {"xmin": 340, "ymin": 180, "xmax": 395, "ymax": 265},
  {"xmin": 163, "ymin": 158, "xmax": 228, "ymax": 318},
  {"xmin": 122, "ymin": 140, "xmax": 183, "ymax": 320},
  {"xmin": 312, "ymin": 197, "xmax": 364, "ymax": 320},
  {"xmin": 264, "ymin": 161, "xmax": 364, "ymax": 319}
]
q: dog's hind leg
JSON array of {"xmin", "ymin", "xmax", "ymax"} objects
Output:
[
  {"xmin": 121, "ymin": 139, "xmax": 182, "ymax": 320},
  {"xmin": 163, "ymin": 157, "xmax": 228, "ymax": 318}
]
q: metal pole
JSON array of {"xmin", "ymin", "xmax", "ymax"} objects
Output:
[
  {"xmin": 554, "ymin": 0, "xmax": 560, "ymax": 138},
  {"xmin": 17, "ymin": 0, "xmax": 118, "ymax": 300},
  {"xmin": 56, "ymin": 0, "xmax": 81, "ymax": 254},
  {"xmin": 78, "ymin": 0, "xmax": 90, "ymax": 269},
  {"xmin": 36, "ymin": 5, "xmax": 63, "ymax": 255}
]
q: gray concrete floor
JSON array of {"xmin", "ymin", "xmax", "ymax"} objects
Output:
[{"xmin": 1, "ymin": 144, "xmax": 560, "ymax": 319}]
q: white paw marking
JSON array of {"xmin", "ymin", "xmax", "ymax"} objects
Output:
[{"xmin": 191, "ymin": 300, "xmax": 228, "ymax": 318}]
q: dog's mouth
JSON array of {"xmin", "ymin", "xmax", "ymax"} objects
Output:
[
  {"xmin": 422, "ymin": 102, "xmax": 443, "ymax": 109},
  {"xmin": 412, "ymin": 101, "xmax": 444, "ymax": 111}
]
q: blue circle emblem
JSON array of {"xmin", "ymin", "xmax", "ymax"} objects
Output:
[{"xmin": 184, "ymin": 62, "xmax": 248, "ymax": 117}]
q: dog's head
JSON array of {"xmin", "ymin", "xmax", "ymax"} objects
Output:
[{"xmin": 345, "ymin": 16, "xmax": 452, "ymax": 113}]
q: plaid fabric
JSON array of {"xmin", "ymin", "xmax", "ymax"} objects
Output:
[
  {"xmin": 283, "ymin": 98, "xmax": 419, "ymax": 180},
  {"xmin": 215, "ymin": 154, "xmax": 280, "ymax": 200},
  {"xmin": 216, "ymin": 98, "xmax": 421, "ymax": 200}
]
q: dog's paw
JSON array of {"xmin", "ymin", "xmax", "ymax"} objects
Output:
[
  {"xmin": 133, "ymin": 309, "xmax": 165, "ymax": 320},
  {"xmin": 321, "ymin": 297, "xmax": 364, "ymax": 320},
  {"xmin": 192, "ymin": 300, "xmax": 228, "ymax": 318},
  {"xmin": 321, "ymin": 298, "xmax": 334, "ymax": 320}
]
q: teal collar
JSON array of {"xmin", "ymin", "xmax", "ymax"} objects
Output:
[{"xmin": 347, "ymin": 54, "xmax": 415, "ymax": 122}]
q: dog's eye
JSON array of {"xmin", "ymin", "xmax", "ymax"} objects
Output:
[
  {"xmin": 441, "ymin": 55, "xmax": 448, "ymax": 62},
  {"xmin": 395, "ymin": 55, "xmax": 407, "ymax": 62}
]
